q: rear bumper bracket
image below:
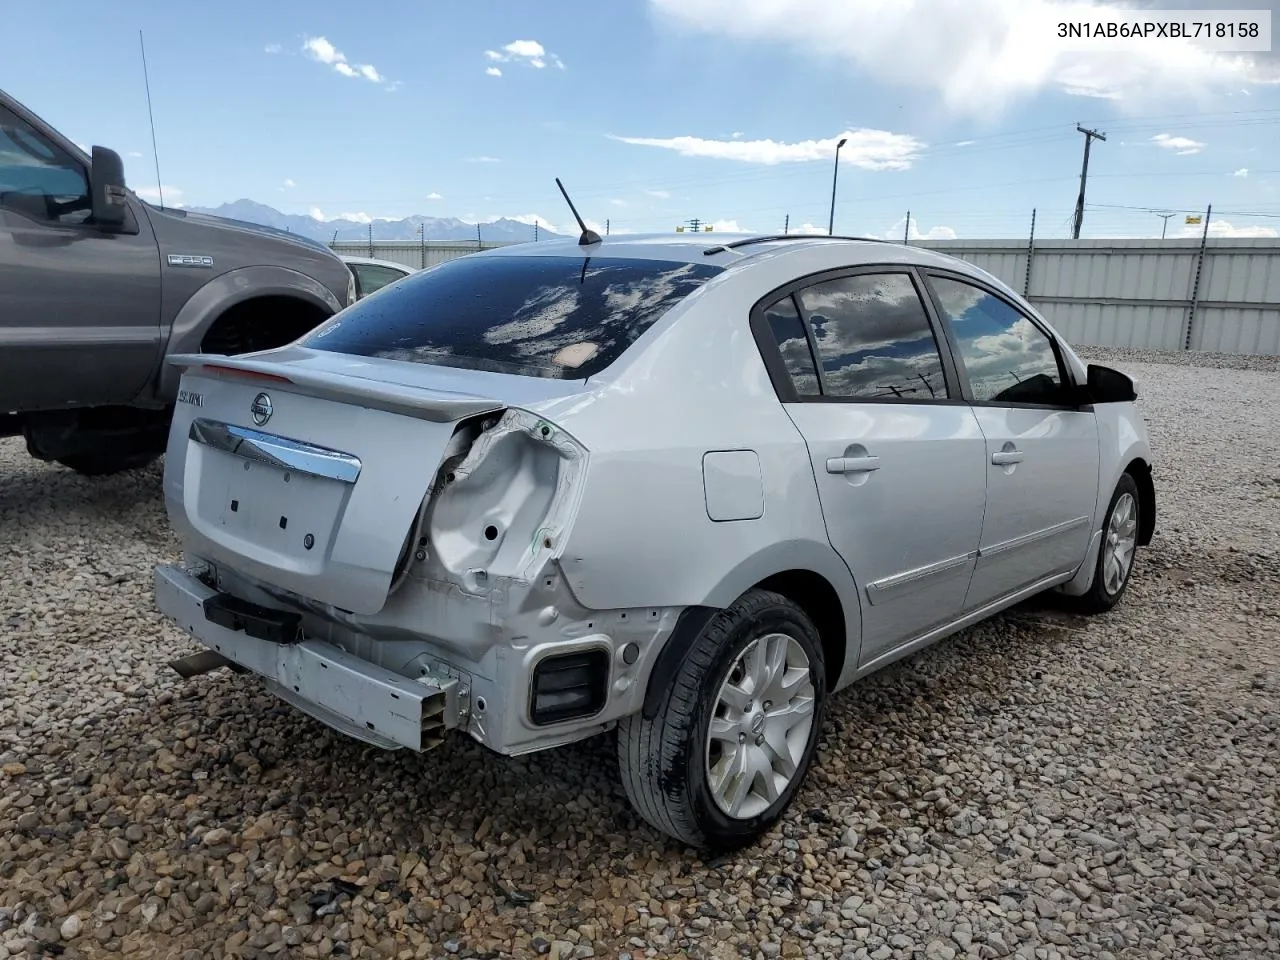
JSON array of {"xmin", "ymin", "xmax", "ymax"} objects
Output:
[{"xmin": 155, "ymin": 564, "xmax": 462, "ymax": 751}]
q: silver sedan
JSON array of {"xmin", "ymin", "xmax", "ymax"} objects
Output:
[{"xmin": 154, "ymin": 232, "xmax": 1155, "ymax": 849}]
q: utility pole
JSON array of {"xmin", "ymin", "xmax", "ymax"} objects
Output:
[
  {"xmin": 1072, "ymin": 124, "xmax": 1106, "ymax": 239},
  {"xmin": 903, "ymin": 211, "xmax": 910, "ymax": 244},
  {"xmin": 1157, "ymin": 213, "xmax": 1175, "ymax": 239},
  {"xmin": 784, "ymin": 214, "xmax": 790, "ymax": 235},
  {"xmin": 476, "ymin": 223, "xmax": 482, "ymax": 249},
  {"xmin": 418, "ymin": 223, "xmax": 425, "ymax": 268},
  {"xmin": 606, "ymin": 219, "xmax": 610, "ymax": 236},
  {"xmin": 367, "ymin": 223, "xmax": 374, "ymax": 258}
]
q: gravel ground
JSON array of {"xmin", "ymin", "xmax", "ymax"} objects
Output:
[{"xmin": 1, "ymin": 346, "xmax": 1277, "ymax": 960}]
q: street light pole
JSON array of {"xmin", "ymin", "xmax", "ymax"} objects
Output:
[{"xmin": 828, "ymin": 137, "xmax": 847, "ymax": 236}]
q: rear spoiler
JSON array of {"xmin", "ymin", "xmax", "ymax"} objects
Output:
[{"xmin": 168, "ymin": 352, "xmax": 504, "ymax": 424}]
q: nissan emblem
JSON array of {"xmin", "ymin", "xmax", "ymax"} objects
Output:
[{"xmin": 250, "ymin": 392, "xmax": 273, "ymax": 426}]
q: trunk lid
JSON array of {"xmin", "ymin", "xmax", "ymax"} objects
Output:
[{"xmin": 163, "ymin": 348, "xmax": 581, "ymax": 615}]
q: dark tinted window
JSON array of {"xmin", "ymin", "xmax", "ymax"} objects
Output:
[
  {"xmin": 764, "ymin": 295, "xmax": 820, "ymax": 396},
  {"xmin": 929, "ymin": 276, "xmax": 1064, "ymax": 404},
  {"xmin": 354, "ymin": 263, "xmax": 409, "ymax": 297},
  {"xmin": 797, "ymin": 273, "xmax": 948, "ymax": 400},
  {"xmin": 303, "ymin": 255, "xmax": 723, "ymax": 379},
  {"xmin": 0, "ymin": 105, "xmax": 90, "ymax": 225}
]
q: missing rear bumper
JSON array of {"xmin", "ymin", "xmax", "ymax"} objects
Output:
[{"xmin": 155, "ymin": 563, "xmax": 462, "ymax": 752}]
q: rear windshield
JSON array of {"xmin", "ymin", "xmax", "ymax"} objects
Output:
[{"xmin": 300, "ymin": 254, "xmax": 724, "ymax": 380}]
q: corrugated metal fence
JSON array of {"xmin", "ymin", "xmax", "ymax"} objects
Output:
[
  {"xmin": 333, "ymin": 236, "xmax": 1280, "ymax": 356},
  {"xmin": 330, "ymin": 239, "xmax": 514, "ymax": 270},
  {"xmin": 915, "ymin": 238, "xmax": 1280, "ymax": 356}
]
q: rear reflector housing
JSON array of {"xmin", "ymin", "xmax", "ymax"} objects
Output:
[{"xmin": 530, "ymin": 650, "xmax": 609, "ymax": 726}]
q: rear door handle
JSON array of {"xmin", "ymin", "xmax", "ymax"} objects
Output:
[
  {"xmin": 826, "ymin": 455, "xmax": 881, "ymax": 474},
  {"xmin": 991, "ymin": 449, "xmax": 1024, "ymax": 465}
]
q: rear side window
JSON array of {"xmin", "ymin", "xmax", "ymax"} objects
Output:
[
  {"xmin": 763, "ymin": 295, "xmax": 821, "ymax": 396},
  {"xmin": 797, "ymin": 273, "xmax": 949, "ymax": 401},
  {"xmin": 303, "ymin": 254, "xmax": 723, "ymax": 380},
  {"xmin": 928, "ymin": 276, "xmax": 1066, "ymax": 405},
  {"xmin": 353, "ymin": 263, "xmax": 409, "ymax": 297}
]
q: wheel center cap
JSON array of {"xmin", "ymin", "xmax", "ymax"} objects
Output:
[{"xmin": 750, "ymin": 713, "xmax": 766, "ymax": 735}]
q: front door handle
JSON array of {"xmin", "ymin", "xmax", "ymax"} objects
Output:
[
  {"xmin": 826, "ymin": 455, "xmax": 881, "ymax": 475},
  {"xmin": 991, "ymin": 449, "xmax": 1024, "ymax": 466}
]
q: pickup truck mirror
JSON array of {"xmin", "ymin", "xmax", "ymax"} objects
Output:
[
  {"xmin": 90, "ymin": 146, "xmax": 128, "ymax": 229},
  {"xmin": 1083, "ymin": 363, "xmax": 1137, "ymax": 404}
]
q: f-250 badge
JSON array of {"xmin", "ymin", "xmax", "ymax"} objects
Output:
[{"xmin": 167, "ymin": 254, "xmax": 214, "ymax": 268}]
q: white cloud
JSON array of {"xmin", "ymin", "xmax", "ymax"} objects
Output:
[
  {"xmin": 264, "ymin": 43, "xmax": 282, "ymax": 54},
  {"xmin": 303, "ymin": 36, "xmax": 389, "ymax": 85},
  {"xmin": 309, "ymin": 207, "xmax": 326, "ymax": 221},
  {"xmin": 467, "ymin": 156, "xmax": 502, "ymax": 163},
  {"xmin": 282, "ymin": 178, "xmax": 296, "ymax": 188},
  {"xmin": 1173, "ymin": 218, "xmax": 1277, "ymax": 239},
  {"xmin": 1233, "ymin": 168, "xmax": 1249, "ymax": 178},
  {"xmin": 486, "ymin": 67, "xmax": 503, "ymax": 77},
  {"xmin": 609, "ymin": 199, "xmax": 627, "ymax": 207},
  {"xmin": 885, "ymin": 216, "xmax": 957, "ymax": 241},
  {"xmin": 612, "ymin": 128, "xmax": 924, "ymax": 170},
  {"xmin": 954, "ymin": 140, "xmax": 976, "ymax": 147},
  {"xmin": 484, "ymin": 39, "xmax": 566, "ymax": 71},
  {"xmin": 1151, "ymin": 133, "xmax": 1205, "ymax": 156},
  {"xmin": 709, "ymin": 219, "xmax": 747, "ymax": 233},
  {"xmin": 788, "ymin": 223, "xmax": 830, "ymax": 235},
  {"xmin": 645, "ymin": 189, "xmax": 671, "ymax": 199},
  {"xmin": 426, "ymin": 192, "xmax": 444, "ymax": 200},
  {"xmin": 648, "ymin": 0, "xmax": 1280, "ymax": 116},
  {"xmin": 127, "ymin": 151, "xmax": 144, "ymax": 158},
  {"xmin": 731, "ymin": 131, "xmax": 744, "ymax": 139}
]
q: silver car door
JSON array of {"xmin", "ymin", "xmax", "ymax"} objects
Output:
[
  {"xmin": 923, "ymin": 272, "xmax": 1100, "ymax": 608},
  {"xmin": 755, "ymin": 269, "xmax": 987, "ymax": 668}
]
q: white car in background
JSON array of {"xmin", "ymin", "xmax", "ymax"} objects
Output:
[
  {"xmin": 154, "ymin": 233, "xmax": 1155, "ymax": 849},
  {"xmin": 340, "ymin": 255, "xmax": 415, "ymax": 300}
]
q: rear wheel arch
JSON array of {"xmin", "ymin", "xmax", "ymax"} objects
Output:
[{"xmin": 640, "ymin": 566, "xmax": 852, "ymax": 722}]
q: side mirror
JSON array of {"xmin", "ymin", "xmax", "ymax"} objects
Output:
[
  {"xmin": 90, "ymin": 146, "xmax": 128, "ymax": 229},
  {"xmin": 1084, "ymin": 364, "xmax": 1137, "ymax": 404}
]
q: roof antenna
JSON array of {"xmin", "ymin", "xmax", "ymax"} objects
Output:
[
  {"xmin": 555, "ymin": 177, "xmax": 601, "ymax": 246},
  {"xmin": 139, "ymin": 30, "xmax": 164, "ymax": 209}
]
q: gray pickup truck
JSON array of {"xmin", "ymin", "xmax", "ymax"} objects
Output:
[{"xmin": 0, "ymin": 89, "xmax": 354, "ymax": 476}]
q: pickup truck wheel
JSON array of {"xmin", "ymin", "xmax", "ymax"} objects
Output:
[
  {"xmin": 617, "ymin": 589, "xmax": 826, "ymax": 850},
  {"xmin": 55, "ymin": 451, "xmax": 160, "ymax": 477}
]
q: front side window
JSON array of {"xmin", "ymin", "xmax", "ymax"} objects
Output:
[
  {"xmin": 796, "ymin": 272, "xmax": 949, "ymax": 400},
  {"xmin": 0, "ymin": 106, "xmax": 90, "ymax": 225},
  {"xmin": 928, "ymin": 276, "xmax": 1065, "ymax": 405},
  {"xmin": 303, "ymin": 254, "xmax": 723, "ymax": 380}
]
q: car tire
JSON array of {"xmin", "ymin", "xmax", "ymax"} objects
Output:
[
  {"xmin": 617, "ymin": 589, "xmax": 827, "ymax": 850},
  {"xmin": 1068, "ymin": 472, "xmax": 1141, "ymax": 615},
  {"xmin": 55, "ymin": 451, "xmax": 161, "ymax": 477}
]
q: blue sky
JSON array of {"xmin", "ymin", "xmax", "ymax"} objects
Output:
[{"xmin": 5, "ymin": 0, "xmax": 1279, "ymax": 239}]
